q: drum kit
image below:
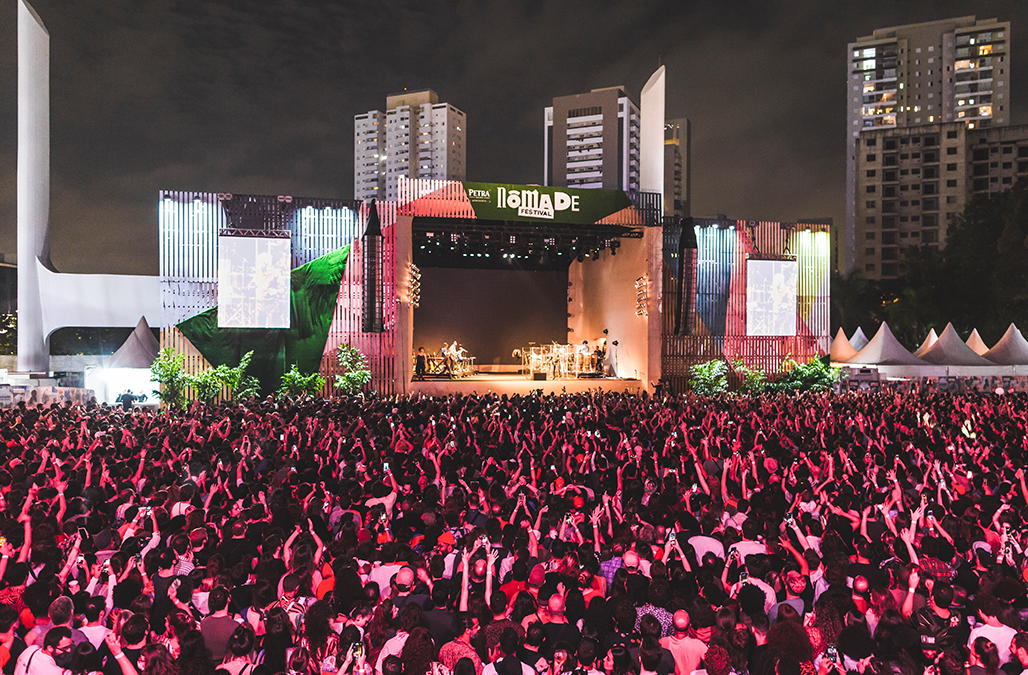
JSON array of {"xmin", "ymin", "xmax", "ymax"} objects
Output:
[{"xmin": 518, "ymin": 341, "xmax": 604, "ymax": 380}]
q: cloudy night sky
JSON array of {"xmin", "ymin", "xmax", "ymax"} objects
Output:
[{"xmin": 0, "ymin": 0, "xmax": 1024, "ymax": 276}]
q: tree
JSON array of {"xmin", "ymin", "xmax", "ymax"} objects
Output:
[
  {"xmin": 0, "ymin": 314, "xmax": 15, "ymax": 355},
  {"xmin": 830, "ymin": 272, "xmax": 882, "ymax": 338},
  {"xmin": 831, "ymin": 178, "xmax": 1028, "ymax": 349},
  {"xmin": 731, "ymin": 359, "xmax": 767, "ymax": 394},
  {"xmin": 765, "ymin": 357, "xmax": 841, "ymax": 394},
  {"xmin": 188, "ymin": 369, "xmax": 223, "ymax": 405},
  {"xmin": 335, "ymin": 344, "xmax": 372, "ymax": 395},
  {"xmin": 277, "ymin": 364, "xmax": 325, "ymax": 400},
  {"xmin": 150, "ymin": 348, "xmax": 189, "ymax": 409},
  {"xmin": 689, "ymin": 360, "xmax": 728, "ymax": 396},
  {"xmin": 212, "ymin": 351, "xmax": 260, "ymax": 401}
]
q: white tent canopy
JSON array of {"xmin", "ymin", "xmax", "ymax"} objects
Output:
[
  {"xmin": 984, "ymin": 324, "xmax": 1028, "ymax": 365},
  {"xmin": 919, "ymin": 323, "xmax": 994, "ymax": 366},
  {"xmin": 850, "ymin": 327, "xmax": 870, "ymax": 352},
  {"xmin": 830, "ymin": 328, "xmax": 858, "ymax": 362},
  {"xmin": 914, "ymin": 328, "xmax": 939, "ymax": 358},
  {"xmin": 966, "ymin": 329, "xmax": 990, "ymax": 355},
  {"xmin": 849, "ymin": 322, "xmax": 927, "ymax": 366},
  {"xmin": 107, "ymin": 317, "xmax": 160, "ymax": 369}
]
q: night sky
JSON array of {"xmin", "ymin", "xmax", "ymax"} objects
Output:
[{"xmin": 0, "ymin": 1, "xmax": 1024, "ymax": 276}]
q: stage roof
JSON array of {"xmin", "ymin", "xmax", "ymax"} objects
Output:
[{"xmin": 404, "ymin": 181, "xmax": 663, "ymax": 271}]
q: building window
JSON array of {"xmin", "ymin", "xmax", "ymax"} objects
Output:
[
  {"xmin": 866, "ymin": 185, "xmax": 876, "ymax": 193},
  {"xmin": 866, "ymin": 248, "xmax": 876, "ymax": 255},
  {"xmin": 947, "ymin": 179, "xmax": 957, "ymax": 188},
  {"xmin": 867, "ymin": 154, "xmax": 877, "ymax": 162},
  {"xmin": 866, "ymin": 216, "xmax": 876, "ymax": 224},
  {"xmin": 866, "ymin": 263, "xmax": 876, "ymax": 272},
  {"xmin": 866, "ymin": 232, "xmax": 876, "ymax": 239},
  {"xmin": 947, "ymin": 130, "xmax": 958, "ymax": 139},
  {"xmin": 867, "ymin": 201, "xmax": 877, "ymax": 209},
  {"xmin": 866, "ymin": 170, "xmax": 877, "ymax": 178}
]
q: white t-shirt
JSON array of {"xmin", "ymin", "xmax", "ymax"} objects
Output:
[
  {"xmin": 969, "ymin": 623, "xmax": 1017, "ymax": 665},
  {"xmin": 14, "ymin": 646, "xmax": 67, "ymax": 675},
  {"xmin": 727, "ymin": 540, "xmax": 767, "ymax": 564},
  {"xmin": 368, "ymin": 563, "xmax": 404, "ymax": 598},
  {"xmin": 482, "ymin": 661, "xmax": 536, "ymax": 675},
  {"xmin": 688, "ymin": 535, "xmax": 725, "ymax": 562}
]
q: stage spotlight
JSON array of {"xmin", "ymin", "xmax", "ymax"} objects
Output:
[{"xmin": 612, "ymin": 340, "xmax": 619, "ymax": 346}]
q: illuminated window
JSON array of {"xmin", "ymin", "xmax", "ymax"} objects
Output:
[
  {"xmin": 979, "ymin": 45, "xmax": 993, "ymax": 56},
  {"xmin": 862, "ymin": 59, "xmax": 876, "ymax": 70}
]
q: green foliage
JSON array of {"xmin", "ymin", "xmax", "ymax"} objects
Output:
[
  {"xmin": 689, "ymin": 360, "xmax": 729, "ymax": 396},
  {"xmin": 834, "ymin": 178, "xmax": 1028, "ymax": 348},
  {"xmin": 335, "ymin": 344, "xmax": 372, "ymax": 395},
  {"xmin": 188, "ymin": 369, "xmax": 223, "ymax": 405},
  {"xmin": 277, "ymin": 364, "xmax": 325, "ymax": 400},
  {"xmin": 731, "ymin": 359, "xmax": 767, "ymax": 394},
  {"xmin": 212, "ymin": 351, "xmax": 260, "ymax": 401},
  {"xmin": 150, "ymin": 348, "xmax": 189, "ymax": 409},
  {"xmin": 0, "ymin": 314, "xmax": 15, "ymax": 355},
  {"xmin": 766, "ymin": 357, "xmax": 841, "ymax": 394}
]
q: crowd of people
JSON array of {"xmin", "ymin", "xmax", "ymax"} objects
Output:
[{"xmin": 0, "ymin": 389, "xmax": 1027, "ymax": 675}]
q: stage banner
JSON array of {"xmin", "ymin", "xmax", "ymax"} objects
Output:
[
  {"xmin": 177, "ymin": 245, "xmax": 349, "ymax": 394},
  {"xmin": 462, "ymin": 182, "xmax": 633, "ymax": 225}
]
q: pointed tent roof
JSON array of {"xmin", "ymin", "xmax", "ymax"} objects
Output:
[
  {"xmin": 984, "ymin": 324, "xmax": 1028, "ymax": 365},
  {"xmin": 849, "ymin": 327, "xmax": 869, "ymax": 351},
  {"xmin": 966, "ymin": 329, "xmax": 990, "ymax": 355},
  {"xmin": 918, "ymin": 323, "xmax": 994, "ymax": 365},
  {"xmin": 913, "ymin": 328, "xmax": 939, "ymax": 357},
  {"xmin": 849, "ymin": 322, "xmax": 927, "ymax": 366},
  {"xmin": 830, "ymin": 328, "xmax": 858, "ymax": 362},
  {"xmin": 107, "ymin": 317, "xmax": 160, "ymax": 369}
]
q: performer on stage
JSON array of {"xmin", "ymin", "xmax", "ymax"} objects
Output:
[
  {"xmin": 440, "ymin": 342, "xmax": 451, "ymax": 374},
  {"xmin": 415, "ymin": 347, "xmax": 427, "ymax": 380}
]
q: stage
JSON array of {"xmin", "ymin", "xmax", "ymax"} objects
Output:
[{"xmin": 407, "ymin": 373, "xmax": 644, "ymax": 397}]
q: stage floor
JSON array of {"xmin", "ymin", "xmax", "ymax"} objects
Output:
[{"xmin": 407, "ymin": 373, "xmax": 644, "ymax": 396}]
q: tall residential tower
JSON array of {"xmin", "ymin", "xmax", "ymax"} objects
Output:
[
  {"xmin": 354, "ymin": 89, "xmax": 466, "ymax": 202},
  {"xmin": 544, "ymin": 87, "xmax": 641, "ymax": 192},
  {"xmin": 844, "ymin": 16, "xmax": 1012, "ymax": 278}
]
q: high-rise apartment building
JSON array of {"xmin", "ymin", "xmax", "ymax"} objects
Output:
[
  {"xmin": 354, "ymin": 89, "xmax": 466, "ymax": 202},
  {"xmin": 664, "ymin": 119, "xmax": 690, "ymax": 218},
  {"xmin": 853, "ymin": 122, "xmax": 1028, "ymax": 278},
  {"xmin": 545, "ymin": 87, "xmax": 641, "ymax": 192},
  {"xmin": 844, "ymin": 16, "xmax": 1011, "ymax": 277}
]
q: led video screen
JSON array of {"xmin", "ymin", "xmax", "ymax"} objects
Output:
[
  {"xmin": 746, "ymin": 259, "xmax": 797, "ymax": 337},
  {"xmin": 218, "ymin": 237, "xmax": 291, "ymax": 328}
]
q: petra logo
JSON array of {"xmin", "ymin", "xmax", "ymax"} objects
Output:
[{"xmin": 466, "ymin": 188, "xmax": 491, "ymax": 201}]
